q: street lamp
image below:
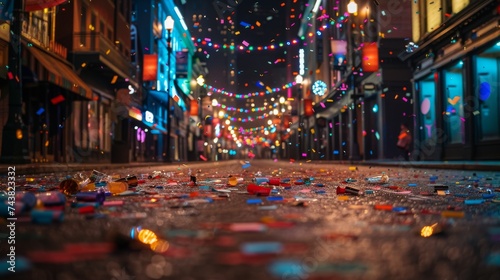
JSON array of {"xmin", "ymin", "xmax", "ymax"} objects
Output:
[
  {"xmin": 347, "ymin": 0, "xmax": 360, "ymax": 161},
  {"xmin": 295, "ymin": 75, "xmax": 303, "ymax": 161},
  {"xmin": 278, "ymin": 96, "xmax": 286, "ymax": 159},
  {"xmin": 165, "ymin": 16, "xmax": 174, "ymax": 162},
  {"xmin": 196, "ymin": 75, "xmax": 205, "ymax": 160},
  {"xmin": 347, "ymin": 0, "xmax": 358, "ymax": 14}
]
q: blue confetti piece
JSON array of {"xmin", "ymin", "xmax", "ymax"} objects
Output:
[
  {"xmin": 483, "ymin": 193, "xmax": 496, "ymax": 199},
  {"xmin": 254, "ymin": 177, "xmax": 269, "ymax": 184},
  {"xmin": 241, "ymin": 242, "xmax": 283, "ymax": 254},
  {"xmin": 464, "ymin": 199, "xmax": 484, "ymax": 205},
  {"xmin": 267, "ymin": 196, "xmax": 284, "ymax": 202},
  {"xmin": 315, "ymin": 190, "xmax": 326, "ymax": 194},
  {"xmin": 198, "ymin": 185, "xmax": 211, "ymax": 191},
  {"xmin": 240, "ymin": 21, "xmax": 251, "ymax": 27},
  {"xmin": 392, "ymin": 206, "xmax": 408, "ymax": 212},
  {"xmin": 365, "ymin": 189, "xmax": 374, "ymax": 195},
  {"xmin": 242, "ymin": 163, "xmax": 251, "ymax": 169},
  {"xmin": 408, "ymin": 183, "xmax": 417, "ymax": 187},
  {"xmin": 247, "ymin": 199, "xmax": 263, "ymax": 205},
  {"xmin": 268, "ymin": 260, "xmax": 307, "ymax": 279},
  {"xmin": 36, "ymin": 107, "xmax": 45, "ymax": 115}
]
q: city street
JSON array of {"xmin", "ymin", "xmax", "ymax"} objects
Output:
[{"xmin": 1, "ymin": 160, "xmax": 500, "ymax": 280}]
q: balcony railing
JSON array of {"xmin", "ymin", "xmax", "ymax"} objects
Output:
[{"xmin": 72, "ymin": 32, "xmax": 133, "ymax": 78}]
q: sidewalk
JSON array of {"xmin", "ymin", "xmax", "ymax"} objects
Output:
[
  {"xmin": 0, "ymin": 161, "xmax": 172, "ymax": 175},
  {"xmin": 352, "ymin": 159, "xmax": 500, "ymax": 172},
  {"xmin": 1, "ymin": 159, "xmax": 499, "ymax": 175}
]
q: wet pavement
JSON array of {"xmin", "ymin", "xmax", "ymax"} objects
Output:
[{"xmin": 1, "ymin": 160, "xmax": 500, "ymax": 280}]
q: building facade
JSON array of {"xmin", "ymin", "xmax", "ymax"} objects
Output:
[
  {"xmin": 286, "ymin": 0, "xmax": 413, "ymax": 161},
  {"xmin": 53, "ymin": 0, "xmax": 139, "ymax": 163},
  {"xmin": 134, "ymin": 0, "xmax": 196, "ymax": 162},
  {"xmin": 401, "ymin": 0, "xmax": 500, "ymax": 160},
  {"xmin": 1, "ymin": 0, "xmax": 97, "ymax": 163},
  {"xmin": 1, "ymin": 0, "xmax": 198, "ymax": 164}
]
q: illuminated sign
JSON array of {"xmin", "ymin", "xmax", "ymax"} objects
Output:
[
  {"xmin": 145, "ymin": 111, "xmax": 154, "ymax": 123},
  {"xmin": 312, "ymin": 80, "xmax": 327, "ymax": 96},
  {"xmin": 299, "ymin": 49, "xmax": 305, "ymax": 75},
  {"xmin": 136, "ymin": 128, "xmax": 146, "ymax": 143},
  {"xmin": 215, "ymin": 123, "xmax": 221, "ymax": 137},
  {"xmin": 129, "ymin": 107, "xmax": 143, "ymax": 121}
]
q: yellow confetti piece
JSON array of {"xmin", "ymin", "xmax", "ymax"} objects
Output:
[
  {"xmin": 256, "ymin": 21, "xmax": 261, "ymax": 27},
  {"xmin": 106, "ymin": 49, "xmax": 111, "ymax": 55},
  {"xmin": 110, "ymin": 75, "xmax": 118, "ymax": 84},
  {"xmin": 441, "ymin": 211, "xmax": 464, "ymax": 218},
  {"xmin": 337, "ymin": 195, "xmax": 349, "ymax": 201},
  {"xmin": 349, "ymin": 205, "xmax": 369, "ymax": 210},
  {"xmin": 437, "ymin": 190, "xmax": 446, "ymax": 196},
  {"xmin": 261, "ymin": 216, "xmax": 275, "ymax": 223},
  {"xmin": 349, "ymin": 166, "xmax": 357, "ymax": 171},
  {"xmin": 81, "ymin": 62, "xmax": 87, "ymax": 68}
]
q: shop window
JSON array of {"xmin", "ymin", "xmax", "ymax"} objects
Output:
[
  {"xmin": 451, "ymin": 0, "xmax": 469, "ymax": 14},
  {"xmin": 73, "ymin": 101, "xmax": 89, "ymax": 151},
  {"xmin": 417, "ymin": 74, "xmax": 437, "ymax": 142},
  {"xmin": 426, "ymin": 0, "xmax": 442, "ymax": 32},
  {"xmin": 474, "ymin": 43, "xmax": 500, "ymax": 141},
  {"xmin": 443, "ymin": 61, "xmax": 465, "ymax": 144}
]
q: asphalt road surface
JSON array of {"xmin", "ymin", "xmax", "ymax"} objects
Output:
[{"xmin": 1, "ymin": 160, "xmax": 500, "ymax": 280}]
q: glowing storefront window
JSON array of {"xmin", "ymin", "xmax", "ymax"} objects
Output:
[
  {"xmin": 451, "ymin": 0, "xmax": 469, "ymax": 14},
  {"xmin": 418, "ymin": 74, "xmax": 437, "ymax": 142},
  {"xmin": 443, "ymin": 61, "xmax": 465, "ymax": 144},
  {"xmin": 475, "ymin": 43, "xmax": 500, "ymax": 141}
]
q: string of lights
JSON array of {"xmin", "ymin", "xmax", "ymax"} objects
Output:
[
  {"xmin": 204, "ymin": 81, "xmax": 297, "ymax": 99},
  {"xmin": 212, "ymin": 102, "xmax": 277, "ymax": 113}
]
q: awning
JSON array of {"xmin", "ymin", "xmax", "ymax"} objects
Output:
[
  {"xmin": 25, "ymin": 0, "xmax": 67, "ymax": 11},
  {"xmin": 26, "ymin": 45, "xmax": 93, "ymax": 99}
]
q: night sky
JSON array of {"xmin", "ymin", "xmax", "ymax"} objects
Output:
[{"xmin": 179, "ymin": 0, "xmax": 305, "ymax": 129}]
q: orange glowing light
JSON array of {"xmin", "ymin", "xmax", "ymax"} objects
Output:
[{"xmin": 138, "ymin": 229, "xmax": 158, "ymax": 245}]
